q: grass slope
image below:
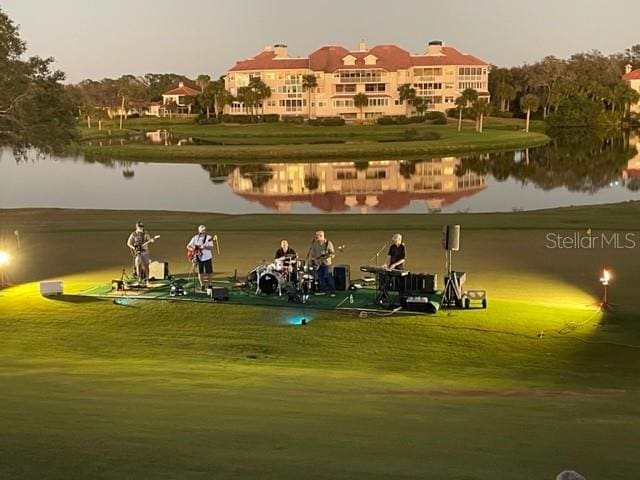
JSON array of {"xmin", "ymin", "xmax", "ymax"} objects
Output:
[{"xmin": 1, "ymin": 205, "xmax": 639, "ymax": 479}]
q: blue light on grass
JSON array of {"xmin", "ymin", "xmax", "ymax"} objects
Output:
[{"xmin": 286, "ymin": 315, "xmax": 311, "ymax": 326}]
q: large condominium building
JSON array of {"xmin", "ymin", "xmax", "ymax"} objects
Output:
[{"xmin": 224, "ymin": 40, "xmax": 489, "ymax": 121}]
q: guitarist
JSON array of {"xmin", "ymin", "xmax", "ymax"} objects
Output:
[
  {"xmin": 308, "ymin": 230, "xmax": 336, "ymax": 296},
  {"xmin": 187, "ymin": 224, "xmax": 215, "ymax": 292},
  {"xmin": 127, "ymin": 221, "xmax": 155, "ymax": 286}
]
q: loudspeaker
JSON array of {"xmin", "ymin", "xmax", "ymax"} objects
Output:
[
  {"xmin": 211, "ymin": 287, "xmax": 229, "ymax": 301},
  {"xmin": 332, "ymin": 264, "xmax": 350, "ymax": 291},
  {"xmin": 149, "ymin": 261, "xmax": 169, "ymax": 280},
  {"xmin": 442, "ymin": 225, "xmax": 460, "ymax": 251}
]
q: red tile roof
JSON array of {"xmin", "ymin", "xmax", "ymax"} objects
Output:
[
  {"xmin": 163, "ymin": 84, "xmax": 201, "ymax": 96},
  {"xmin": 229, "ymin": 44, "xmax": 488, "ymax": 73},
  {"xmin": 229, "ymin": 50, "xmax": 309, "ymax": 72},
  {"xmin": 623, "ymin": 68, "xmax": 640, "ymax": 80},
  {"xmin": 411, "ymin": 47, "xmax": 487, "ymax": 67}
]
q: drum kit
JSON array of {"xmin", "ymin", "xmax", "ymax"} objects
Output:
[{"xmin": 247, "ymin": 254, "xmax": 316, "ymax": 303}]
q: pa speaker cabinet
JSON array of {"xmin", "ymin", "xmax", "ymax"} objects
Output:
[
  {"xmin": 210, "ymin": 287, "xmax": 229, "ymax": 301},
  {"xmin": 149, "ymin": 261, "xmax": 169, "ymax": 280},
  {"xmin": 442, "ymin": 225, "xmax": 460, "ymax": 251},
  {"xmin": 333, "ymin": 264, "xmax": 350, "ymax": 291}
]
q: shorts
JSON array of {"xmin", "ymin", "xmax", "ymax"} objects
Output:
[
  {"xmin": 197, "ymin": 258, "xmax": 213, "ymax": 274},
  {"xmin": 134, "ymin": 252, "xmax": 150, "ymax": 268}
]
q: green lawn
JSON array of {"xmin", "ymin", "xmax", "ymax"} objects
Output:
[
  {"xmin": 78, "ymin": 117, "xmax": 549, "ymax": 162},
  {"xmin": 1, "ymin": 205, "xmax": 639, "ymax": 479}
]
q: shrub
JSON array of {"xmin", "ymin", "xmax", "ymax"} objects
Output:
[
  {"xmin": 221, "ymin": 114, "xmax": 253, "ymax": 124},
  {"xmin": 308, "ymin": 117, "xmax": 345, "ymax": 126},
  {"xmin": 376, "ymin": 116, "xmax": 396, "ymax": 125},
  {"xmin": 282, "ymin": 115, "xmax": 305, "ymax": 124},
  {"xmin": 261, "ymin": 114, "xmax": 280, "ymax": 123}
]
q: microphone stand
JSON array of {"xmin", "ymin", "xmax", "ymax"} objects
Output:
[{"xmin": 369, "ymin": 242, "xmax": 389, "ymax": 267}]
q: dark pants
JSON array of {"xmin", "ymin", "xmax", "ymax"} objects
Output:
[{"xmin": 317, "ymin": 265, "xmax": 335, "ymax": 293}]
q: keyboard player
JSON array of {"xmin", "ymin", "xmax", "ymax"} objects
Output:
[{"xmin": 385, "ymin": 233, "xmax": 406, "ymax": 271}]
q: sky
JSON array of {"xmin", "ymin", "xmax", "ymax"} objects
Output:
[{"xmin": 2, "ymin": 0, "xmax": 638, "ymax": 83}]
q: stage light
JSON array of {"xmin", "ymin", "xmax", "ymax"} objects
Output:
[
  {"xmin": 600, "ymin": 268, "xmax": 611, "ymax": 286},
  {"xmin": 0, "ymin": 251, "xmax": 10, "ymax": 267}
]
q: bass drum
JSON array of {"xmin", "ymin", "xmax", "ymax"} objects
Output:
[{"xmin": 258, "ymin": 271, "xmax": 284, "ymax": 295}]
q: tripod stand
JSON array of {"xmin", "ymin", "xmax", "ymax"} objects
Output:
[{"xmin": 441, "ymin": 249, "xmax": 464, "ymax": 308}]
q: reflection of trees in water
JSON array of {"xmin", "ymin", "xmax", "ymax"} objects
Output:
[
  {"xmin": 457, "ymin": 129, "xmax": 638, "ymax": 193},
  {"xmin": 200, "ymin": 164, "xmax": 237, "ymax": 184},
  {"xmin": 353, "ymin": 160, "xmax": 369, "ymax": 171},
  {"xmin": 627, "ymin": 177, "xmax": 640, "ymax": 192},
  {"xmin": 304, "ymin": 174, "xmax": 320, "ymax": 191},
  {"xmin": 399, "ymin": 160, "xmax": 418, "ymax": 179},
  {"xmin": 238, "ymin": 164, "xmax": 274, "ymax": 189}
]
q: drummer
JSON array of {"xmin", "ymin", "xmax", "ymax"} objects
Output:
[{"xmin": 275, "ymin": 239, "xmax": 297, "ymax": 260}]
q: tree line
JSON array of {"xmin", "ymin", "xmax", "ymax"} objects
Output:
[{"xmin": 488, "ymin": 46, "xmax": 640, "ymax": 127}]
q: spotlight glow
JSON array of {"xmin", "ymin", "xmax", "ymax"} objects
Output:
[
  {"xmin": 600, "ymin": 268, "xmax": 611, "ymax": 286},
  {"xmin": 0, "ymin": 251, "xmax": 10, "ymax": 267}
]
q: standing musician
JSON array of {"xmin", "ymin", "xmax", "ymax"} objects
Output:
[
  {"xmin": 275, "ymin": 239, "xmax": 297, "ymax": 260},
  {"xmin": 308, "ymin": 230, "xmax": 336, "ymax": 295},
  {"xmin": 127, "ymin": 221, "xmax": 154, "ymax": 285},
  {"xmin": 187, "ymin": 225, "xmax": 216, "ymax": 291},
  {"xmin": 385, "ymin": 233, "xmax": 406, "ymax": 271}
]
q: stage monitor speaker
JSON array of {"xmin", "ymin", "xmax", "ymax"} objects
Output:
[
  {"xmin": 442, "ymin": 225, "xmax": 460, "ymax": 251},
  {"xmin": 149, "ymin": 261, "xmax": 169, "ymax": 280},
  {"xmin": 333, "ymin": 264, "xmax": 350, "ymax": 291},
  {"xmin": 210, "ymin": 287, "xmax": 229, "ymax": 301}
]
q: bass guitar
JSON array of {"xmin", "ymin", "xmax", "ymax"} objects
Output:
[{"xmin": 130, "ymin": 235, "xmax": 160, "ymax": 257}]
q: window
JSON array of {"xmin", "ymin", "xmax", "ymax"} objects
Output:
[
  {"xmin": 333, "ymin": 99, "xmax": 355, "ymax": 108},
  {"xmin": 365, "ymin": 112, "xmax": 384, "ymax": 119},
  {"xmin": 365, "ymin": 83, "xmax": 386, "ymax": 92},
  {"xmin": 335, "ymin": 84, "xmax": 357, "ymax": 93},
  {"xmin": 338, "ymin": 69, "xmax": 383, "ymax": 83},
  {"xmin": 318, "ymin": 101, "xmax": 327, "ymax": 108},
  {"xmin": 365, "ymin": 169, "xmax": 386, "ymax": 179},
  {"xmin": 444, "ymin": 96, "xmax": 454, "ymax": 104},
  {"xmin": 368, "ymin": 98, "xmax": 388, "ymax": 107},
  {"xmin": 278, "ymin": 99, "xmax": 305, "ymax": 111},
  {"xmin": 458, "ymin": 82, "xmax": 487, "ymax": 90},
  {"xmin": 413, "ymin": 67, "xmax": 443, "ymax": 80},
  {"xmin": 265, "ymin": 72, "xmax": 276, "ymax": 80},
  {"xmin": 267, "ymin": 100, "xmax": 276, "ymax": 107},
  {"xmin": 337, "ymin": 170, "xmax": 357, "ymax": 180},
  {"xmin": 413, "ymin": 82, "xmax": 443, "ymax": 96},
  {"xmin": 444, "ymin": 82, "xmax": 454, "ymax": 89}
]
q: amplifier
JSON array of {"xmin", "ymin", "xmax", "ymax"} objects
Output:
[
  {"xmin": 209, "ymin": 287, "xmax": 229, "ymax": 301},
  {"xmin": 404, "ymin": 273, "xmax": 437, "ymax": 294},
  {"xmin": 333, "ymin": 264, "xmax": 350, "ymax": 291},
  {"xmin": 149, "ymin": 261, "xmax": 170, "ymax": 280}
]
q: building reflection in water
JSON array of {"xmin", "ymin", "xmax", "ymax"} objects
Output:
[
  {"xmin": 622, "ymin": 134, "xmax": 640, "ymax": 190},
  {"xmin": 227, "ymin": 158, "xmax": 486, "ymax": 213}
]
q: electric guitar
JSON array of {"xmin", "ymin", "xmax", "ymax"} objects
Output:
[
  {"xmin": 130, "ymin": 235, "xmax": 160, "ymax": 256},
  {"xmin": 186, "ymin": 234, "xmax": 219, "ymax": 261}
]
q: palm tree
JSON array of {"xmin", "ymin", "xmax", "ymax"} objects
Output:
[
  {"xmin": 249, "ymin": 77, "xmax": 271, "ymax": 119},
  {"xmin": 472, "ymin": 98, "xmax": 490, "ymax": 132},
  {"xmin": 413, "ymin": 97, "xmax": 427, "ymax": 117},
  {"xmin": 353, "ymin": 93, "xmax": 368, "ymax": 124},
  {"xmin": 398, "ymin": 84, "xmax": 416, "ymax": 117},
  {"xmin": 196, "ymin": 74, "xmax": 212, "ymax": 118},
  {"xmin": 454, "ymin": 88, "xmax": 479, "ymax": 132},
  {"xmin": 196, "ymin": 74, "xmax": 211, "ymax": 94},
  {"xmin": 519, "ymin": 94, "xmax": 540, "ymax": 132},
  {"xmin": 302, "ymin": 74, "xmax": 318, "ymax": 120},
  {"xmin": 236, "ymin": 86, "xmax": 258, "ymax": 122}
]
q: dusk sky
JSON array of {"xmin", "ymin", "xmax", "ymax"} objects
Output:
[{"xmin": 2, "ymin": 0, "xmax": 638, "ymax": 83}]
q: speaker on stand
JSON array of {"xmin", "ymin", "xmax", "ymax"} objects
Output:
[{"xmin": 441, "ymin": 225, "xmax": 464, "ymax": 307}]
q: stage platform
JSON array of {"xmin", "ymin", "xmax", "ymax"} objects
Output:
[{"xmin": 79, "ymin": 276, "xmax": 443, "ymax": 314}]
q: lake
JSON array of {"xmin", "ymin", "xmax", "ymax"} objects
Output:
[{"xmin": 2, "ymin": 130, "xmax": 639, "ymax": 214}]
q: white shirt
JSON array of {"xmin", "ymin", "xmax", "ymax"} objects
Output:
[{"xmin": 187, "ymin": 233, "xmax": 214, "ymax": 261}]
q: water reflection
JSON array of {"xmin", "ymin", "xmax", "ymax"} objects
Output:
[
  {"xmin": 222, "ymin": 159, "xmax": 485, "ymax": 213},
  {"xmin": 2, "ymin": 129, "xmax": 639, "ymax": 214}
]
